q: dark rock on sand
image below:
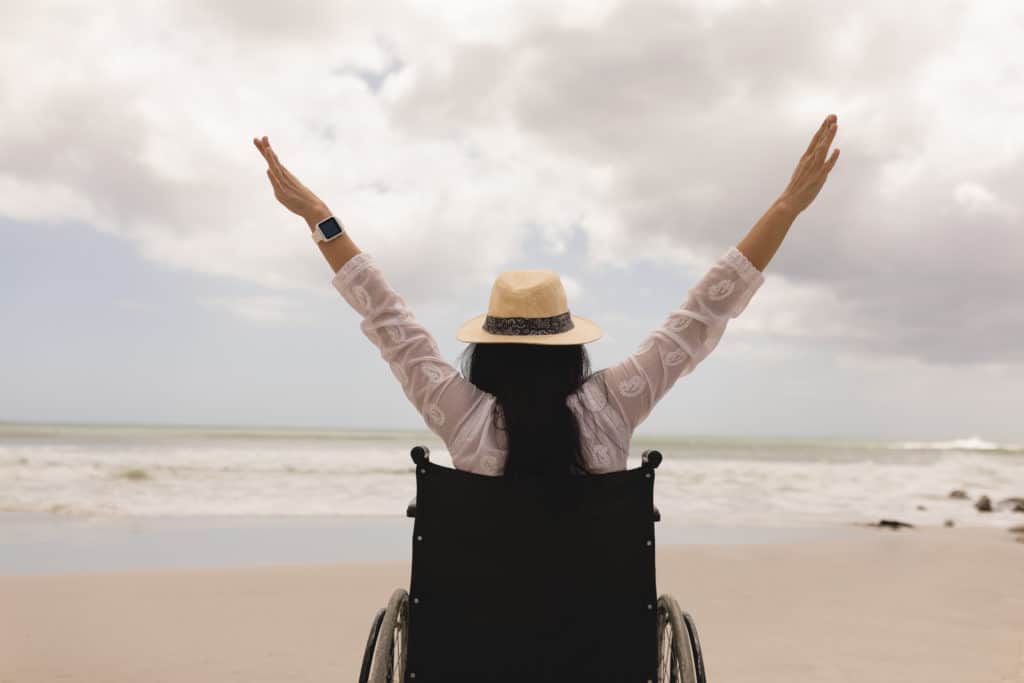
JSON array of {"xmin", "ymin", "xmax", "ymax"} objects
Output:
[
  {"xmin": 876, "ymin": 519, "xmax": 914, "ymax": 529},
  {"xmin": 949, "ymin": 489, "xmax": 968, "ymax": 499},
  {"xmin": 1008, "ymin": 525, "xmax": 1024, "ymax": 534},
  {"xmin": 996, "ymin": 497, "xmax": 1024, "ymax": 512},
  {"xmin": 916, "ymin": 504, "xmax": 927, "ymax": 511},
  {"xmin": 975, "ymin": 495, "xmax": 993, "ymax": 512},
  {"xmin": 944, "ymin": 519, "xmax": 955, "ymax": 528}
]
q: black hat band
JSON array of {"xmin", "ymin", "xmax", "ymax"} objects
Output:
[{"xmin": 483, "ymin": 311, "xmax": 574, "ymax": 336}]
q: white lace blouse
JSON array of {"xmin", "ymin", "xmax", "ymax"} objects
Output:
[{"xmin": 331, "ymin": 246, "xmax": 765, "ymax": 476}]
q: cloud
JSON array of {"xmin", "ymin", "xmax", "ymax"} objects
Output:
[
  {"xmin": 559, "ymin": 273, "xmax": 583, "ymax": 304},
  {"xmin": 1, "ymin": 0, "xmax": 1021, "ymax": 367},
  {"xmin": 382, "ymin": 0, "xmax": 1024, "ymax": 365},
  {"xmin": 202, "ymin": 294, "xmax": 310, "ymax": 323}
]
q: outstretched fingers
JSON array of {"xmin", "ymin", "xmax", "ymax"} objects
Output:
[
  {"xmin": 252, "ymin": 138, "xmax": 284, "ymax": 194},
  {"xmin": 802, "ymin": 113, "xmax": 835, "ymax": 158},
  {"xmin": 814, "ymin": 119, "xmax": 837, "ymax": 159},
  {"xmin": 261, "ymin": 137, "xmax": 284, "ymax": 177},
  {"xmin": 253, "ymin": 136, "xmax": 273, "ymax": 165},
  {"xmin": 254, "ymin": 136, "xmax": 296, "ymax": 187},
  {"xmin": 803, "ymin": 114, "xmax": 836, "ymax": 157},
  {"xmin": 824, "ymin": 147, "xmax": 840, "ymax": 174}
]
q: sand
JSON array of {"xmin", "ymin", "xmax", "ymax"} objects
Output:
[{"xmin": 2, "ymin": 526, "xmax": 1022, "ymax": 683}]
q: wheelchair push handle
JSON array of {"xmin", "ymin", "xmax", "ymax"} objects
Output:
[
  {"xmin": 641, "ymin": 449, "xmax": 663, "ymax": 469},
  {"xmin": 407, "ymin": 446, "xmax": 431, "ymax": 517},
  {"xmin": 410, "ymin": 445, "xmax": 431, "ymax": 466}
]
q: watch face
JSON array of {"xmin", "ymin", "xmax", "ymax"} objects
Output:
[{"xmin": 318, "ymin": 216, "xmax": 343, "ymax": 239}]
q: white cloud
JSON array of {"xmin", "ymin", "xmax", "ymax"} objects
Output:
[
  {"xmin": 202, "ymin": 294, "xmax": 308, "ymax": 323},
  {"xmin": 952, "ymin": 181, "xmax": 1020, "ymax": 221},
  {"xmin": 559, "ymin": 273, "xmax": 583, "ymax": 304},
  {"xmin": 1, "ymin": 0, "xmax": 1022, "ymax": 367}
]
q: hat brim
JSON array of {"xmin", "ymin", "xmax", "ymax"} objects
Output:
[{"xmin": 456, "ymin": 313, "xmax": 603, "ymax": 345}]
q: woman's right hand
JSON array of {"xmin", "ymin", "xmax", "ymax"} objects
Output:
[{"xmin": 779, "ymin": 114, "xmax": 840, "ymax": 214}]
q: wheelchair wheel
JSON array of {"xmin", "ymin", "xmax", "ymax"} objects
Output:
[
  {"xmin": 366, "ymin": 588, "xmax": 409, "ymax": 683},
  {"xmin": 656, "ymin": 594, "xmax": 706, "ymax": 683},
  {"xmin": 359, "ymin": 608, "xmax": 386, "ymax": 683}
]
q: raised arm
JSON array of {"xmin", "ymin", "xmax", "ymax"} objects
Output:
[
  {"xmin": 253, "ymin": 135, "xmax": 486, "ymax": 445},
  {"xmin": 329, "ymin": 251, "xmax": 487, "ymax": 446},
  {"xmin": 600, "ymin": 246, "xmax": 766, "ymax": 433},
  {"xmin": 253, "ymin": 135, "xmax": 362, "ymax": 273},
  {"xmin": 601, "ymin": 113, "xmax": 841, "ymax": 433},
  {"xmin": 738, "ymin": 113, "xmax": 840, "ymax": 269}
]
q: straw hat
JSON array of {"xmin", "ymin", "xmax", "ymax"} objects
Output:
[{"xmin": 457, "ymin": 268, "xmax": 603, "ymax": 345}]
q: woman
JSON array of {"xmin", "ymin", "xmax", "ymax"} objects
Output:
[{"xmin": 253, "ymin": 114, "xmax": 840, "ymax": 478}]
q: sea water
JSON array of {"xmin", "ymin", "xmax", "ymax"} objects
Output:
[
  {"xmin": 2, "ymin": 421, "xmax": 1021, "ymax": 528},
  {"xmin": 2, "ymin": 422, "xmax": 1021, "ymax": 574}
]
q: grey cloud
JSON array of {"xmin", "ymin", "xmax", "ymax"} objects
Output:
[
  {"xmin": 4, "ymin": 81, "xmax": 191, "ymax": 230},
  {"xmin": 3, "ymin": 0, "xmax": 1020, "ymax": 367},
  {"xmin": 169, "ymin": 0, "xmax": 356, "ymax": 40},
  {"xmin": 331, "ymin": 37, "xmax": 406, "ymax": 94},
  {"xmin": 385, "ymin": 0, "xmax": 1022, "ymax": 365}
]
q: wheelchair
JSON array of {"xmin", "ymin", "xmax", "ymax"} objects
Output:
[{"xmin": 358, "ymin": 445, "xmax": 706, "ymax": 683}]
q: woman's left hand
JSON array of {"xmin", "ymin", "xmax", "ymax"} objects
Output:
[{"xmin": 253, "ymin": 135, "xmax": 328, "ymax": 220}]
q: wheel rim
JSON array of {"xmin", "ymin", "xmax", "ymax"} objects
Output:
[
  {"xmin": 391, "ymin": 597, "xmax": 408, "ymax": 682},
  {"xmin": 657, "ymin": 613, "xmax": 671, "ymax": 682},
  {"xmin": 657, "ymin": 596, "xmax": 698, "ymax": 683},
  {"xmin": 370, "ymin": 589, "xmax": 409, "ymax": 683},
  {"xmin": 658, "ymin": 603, "xmax": 683, "ymax": 683}
]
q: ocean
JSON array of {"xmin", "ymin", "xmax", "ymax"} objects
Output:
[{"xmin": 2, "ymin": 421, "xmax": 1022, "ymax": 528}]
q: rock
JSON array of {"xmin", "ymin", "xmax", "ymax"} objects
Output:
[
  {"xmin": 949, "ymin": 489, "xmax": 969, "ymax": 499},
  {"xmin": 916, "ymin": 504, "xmax": 927, "ymax": 511},
  {"xmin": 944, "ymin": 519, "xmax": 955, "ymax": 528},
  {"xmin": 975, "ymin": 495, "xmax": 993, "ymax": 512},
  {"xmin": 876, "ymin": 519, "xmax": 914, "ymax": 530},
  {"xmin": 1008, "ymin": 525, "xmax": 1024, "ymax": 534},
  {"xmin": 996, "ymin": 497, "xmax": 1024, "ymax": 512}
]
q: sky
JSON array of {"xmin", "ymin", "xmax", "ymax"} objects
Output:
[{"xmin": 2, "ymin": 0, "xmax": 1022, "ymax": 442}]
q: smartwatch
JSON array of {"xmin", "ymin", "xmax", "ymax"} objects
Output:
[{"xmin": 312, "ymin": 215, "xmax": 345, "ymax": 244}]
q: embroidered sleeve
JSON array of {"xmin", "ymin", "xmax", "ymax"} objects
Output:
[
  {"xmin": 601, "ymin": 246, "xmax": 765, "ymax": 434},
  {"xmin": 331, "ymin": 252, "xmax": 486, "ymax": 445}
]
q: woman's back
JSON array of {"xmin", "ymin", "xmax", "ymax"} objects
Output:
[{"xmin": 331, "ymin": 245, "xmax": 764, "ymax": 475}]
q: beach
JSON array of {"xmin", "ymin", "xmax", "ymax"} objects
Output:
[
  {"xmin": 2, "ymin": 526, "xmax": 1022, "ymax": 682},
  {"xmin": 2, "ymin": 423, "xmax": 1024, "ymax": 681}
]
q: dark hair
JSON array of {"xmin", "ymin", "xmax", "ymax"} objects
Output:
[{"xmin": 457, "ymin": 342, "xmax": 610, "ymax": 478}]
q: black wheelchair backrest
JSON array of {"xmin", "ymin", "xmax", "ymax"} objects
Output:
[{"xmin": 402, "ymin": 445, "xmax": 664, "ymax": 682}]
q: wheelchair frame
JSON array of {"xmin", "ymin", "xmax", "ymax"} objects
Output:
[{"xmin": 358, "ymin": 445, "xmax": 706, "ymax": 683}]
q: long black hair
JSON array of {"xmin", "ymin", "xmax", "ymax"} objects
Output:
[{"xmin": 457, "ymin": 342, "xmax": 610, "ymax": 478}]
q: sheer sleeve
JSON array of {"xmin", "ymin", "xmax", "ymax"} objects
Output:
[
  {"xmin": 601, "ymin": 246, "xmax": 765, "ymax": 434},
  {"xmin": 331, "ymin": 252, "xmax": 486, "ymax": 445}
]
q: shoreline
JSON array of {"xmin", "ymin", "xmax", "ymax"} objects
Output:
[
  {"xmin": 0, "ymin": 511, "xmax": 911, "ymax": 576},
  {"xmin": 2, "ymin": 526, "xmax": 1021, "ymax": 682}
]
